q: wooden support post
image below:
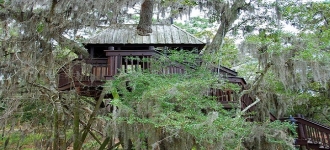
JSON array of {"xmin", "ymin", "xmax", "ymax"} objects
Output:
[
  {"xmin": 107, "ymin": 47, "xmax": 114, "ymax": 77},
  {"xmin": 297, "ymin": 114, "xmax": 306, "ymax": 140},
  {"xmin": 147, "ymin": 46, "xmax": 154, "ymax": 71}
]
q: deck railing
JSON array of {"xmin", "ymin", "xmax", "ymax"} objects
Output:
[
  {"xmin": 281, "ymin": 114, "xmax": 330, "ymax": 149},
  {"xmin": 58, "ymin": 50, "xmax": 256, "ymax": 112},
  {"xmin": 58, "ymin": 58, "xmax": 108, "ymax": 89},
  {"xmin": 296, "ymin": 115, "xmax": 330, "ymax": 148},
  {"xmin": 105, "ymin": 50, "xmax": 156, "ymax": 78}
]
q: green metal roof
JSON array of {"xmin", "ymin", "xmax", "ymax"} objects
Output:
[{"xmin": 85, "ymin": 24, "xmax": 205, "ymax": 45}]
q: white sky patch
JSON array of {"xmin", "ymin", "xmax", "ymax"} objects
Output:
[{"xmin": 282, "ymin": 23, "xmax": 299, "ymax": 33}]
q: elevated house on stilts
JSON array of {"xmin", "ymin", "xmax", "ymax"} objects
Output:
[
  {"xmin": 58, "ymin": 24, "xmax": 330, "ymax": 150},
  {"xmin": 58, "ymin": 24, "xmax": 250, "ymax": 110}
]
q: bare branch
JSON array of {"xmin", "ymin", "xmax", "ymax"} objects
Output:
[
  {"xmin": 238, "ymin": 62, "xmax": 272, "ymax": 116},
  {"xmin": 78, "ymin": 83, "xmax": 111, "ymax": 149},
  {"xmin": 58, "ymin": 35, "xmax": 89, "ymax": 57}
]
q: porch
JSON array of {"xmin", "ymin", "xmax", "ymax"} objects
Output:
[{"xmin": 57, "ymin": 49, "xmax": 253, "ymax": 110}]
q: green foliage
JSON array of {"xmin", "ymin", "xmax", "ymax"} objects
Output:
[
  {"xmin": 36, "ymin": 22, "xmax": 44, "ymax": 33},
  {"xmin": 106, "ymin": 51, "xmax": 295, "ymax": 149},
  {"xmin": 217, "ymin": 38, "xmax": 240, "ymax": 68},
  {"xmin": 267, "ymin": 1, "xmax": 330, "ymax": 122},
  {"xmin": 174, "ymin": 17, "xmax": 216, "ymax": 41},
  {"xmin": 241, "ymin": 120, "xmax": 296, "ymax": 150},
  {"xmin": 175, "ymin": 17, "xmax": 240, "ymax": 68},
  {"xmin": 0, "ymin": 132, "xmax": 44, "ymax": 149},
  {"xmin": 182, "ymin": 0, "xmax": 198, "ymax": 6}
]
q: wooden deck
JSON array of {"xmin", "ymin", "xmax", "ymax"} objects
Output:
[{"xmin": 57, "ymin": 50, "xmax": 254, "ymax": 111}]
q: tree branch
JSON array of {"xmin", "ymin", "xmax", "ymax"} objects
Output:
[
  {"xmin": 77, "ymin": 84, "xmax": 110, "ymax": 149},
  {"xmin": 58, "ymin": 35, "xmax": 89, "ymax": 57},
  {"xmin": 238, "ymin": 62, "xmax": 272, "ymax": 116}
]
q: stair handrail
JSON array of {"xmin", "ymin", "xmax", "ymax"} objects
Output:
[
  {"xmin": 295, "ymin": 117, "xmax": 330, "ymax": 134},
  {"xmin": 280, "ymin": 115, "xmax": 330, "ymax": 131},
  {"xmin": 281, "ymin": 115, "xmax": 330, "ymax": 148}
]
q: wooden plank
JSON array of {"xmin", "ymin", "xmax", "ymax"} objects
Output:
[
  {"xmin": 186, "ymin": 30, "xmax": 194, "ymax": 44},
  {"xmin": 121, "ymin": 27, "xmax": 129, "ymax": 44},
  {"xmin": 113, "ymin": 27, "xmax": 121, "ymax": 43},
  {"xmin": 142, "ymin": 33, "xmax": 150, "ymax": 44},
  {"xmin": 126, "ymin": 25, "xmax": 134, "ymax": 44},
  {"xmin": 135, "ymin": 25, "xmax": 143, "ymax": 43},
  {"xmin": 178, "ymin": 27, "xmax": 188, "ymax": 44},
  {"xmin": 128, "ymin": 26, "xmax": 137, "ymax": 43},
  {"xmin": 109, "ymin": 56, "xmax": 115, "ymax": 76},
  {"xmin": 171, "ymin": 26, "xmax": 180, "ymax": 44},
  {"xmin": 156, "ymin": 25, "xmax": 165, "ymax": 43},
  {"xmin": 85, "ymin": 59, "xmax": 107, "ymax": 64},
  {"xmin": 126, "ymin": 29, "xmax": 132, "ymax": 44},
  {"xmin": 164, "ymin": 25, "xmax": 172, "ymax": 44},
  {"xmin": 106, "ymin": 28, "xmax": 114, "ymax": 44},
  {"xmin": 107, "ymin": 57, "xmax": 111, "ymax": 76},
  {"xmin": 105, "ymin": 50, "xmax": 156, "ymax": 56},
  {"xmin": 149, "ymin": 26, "xmax": 156, "ymax": 44},
  {"xmin": 116, "ymin": 28, "xmax": 124, "ymax": 44},
  {"xmin": 111, "ymin": 28, "xmax": 118, "ymax": 44},
  {"xmin": 103, "ymin": 66, "xmax": 107, "ymax": 79},
  {"xmin": 136, "ymin": 33, "xmax": 143, "ymax": 43},
  {"xmin": 119, "ymin": 27, "xmax": 126, "ymax": 43},
  {"xmin": 86, "ymin": 24, "xmax": 205, "ymax": 45}
]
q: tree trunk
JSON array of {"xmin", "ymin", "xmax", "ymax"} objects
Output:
[
  {"xmin": 73, "ymin": 91, "xmax": 81, "ymax": 150},
  {"xmin": 137, "ymin": 0, "xmax": 154, "ymax": 36},
  {"xmin": 77, "ymin": 86, "xmax": 110, "ymax": 150},
  {"xmin": 53, "ymin": 101, "xmax": 66, "ymax": 150},
  {"xmin": 204, "ymin": 0, "xmax": 246, "ymax": 55}
]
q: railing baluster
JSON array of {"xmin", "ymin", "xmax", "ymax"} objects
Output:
[
  {"xmin": 130, "ymin": 56, "xmax": 133, "ymax": 71},
  {"xmin": 110, "ymin": 56, "xmax": 114, "ymax": 76},
  {"xmin": 326, "ymin": 133, "xmax": 330, "ymax": 147},
  {"xmin": 301, "ymin": 123, "xmax": 307, "ymax": 140},
  {"xmin": 110, "ymin": 57, "xmax": 113, "ymax": 76},
  {"xmin": 227, "ymin": 90, "xmax": 231, "ymax": 101},
  {"xmin": 315, "ymin": 128, "xmax": 320, "ymax": 143},
  {"xmin": 137, "ymin": 56, "xmax": 140, "ymax": 71},
  {"xmin": 146, "ymin": 56, "xmax": 150, "ymax": 69},
  {"xmin": 124, "ymin": 57, "xmax": 128, "ymax": 73},
  {"xmin": 310, "ymin": 126, "xmax": 315, "ymax": 142},
  {"xmin": 142, "ymin": 56, "xmax": 145, "ymax": 70},
  {"xmin": 321, "ymin": 132, "xmax": 326, "ymax": 145},
  {"xmin": 99, "ymin": 64, "xmax": 102, "ymax": 80},
  {"xmin": 316, "ymin": 129, "xmax": 320, "ymax": 143},
  {"xmin": 306, "ymin": 125, "xmax": 309, "ymax": 140}
]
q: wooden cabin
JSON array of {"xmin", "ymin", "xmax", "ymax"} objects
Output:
[
  {"xmin": 58, "ymin": 24, "xmax": 253, "ymax": 111},
  {"xmin": 57, "ymin": 24, "xmax": 330, "ymax": 149}
]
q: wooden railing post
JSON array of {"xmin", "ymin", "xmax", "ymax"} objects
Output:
[
  {"xmin": 148, "ymin": 46, "xmax": 154, "ymax": 70},
  {"xmin": 296, "ymin": 114, "xmax": 306, "ymax": 140},
  {"xmin": 106, "ymin": 47, "xmax": 114, "ymax": 78}
]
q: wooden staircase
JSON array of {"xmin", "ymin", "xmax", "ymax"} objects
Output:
[{"xmin": 281, "ymin": 114, "xmax": 330, "ymax": 150}]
